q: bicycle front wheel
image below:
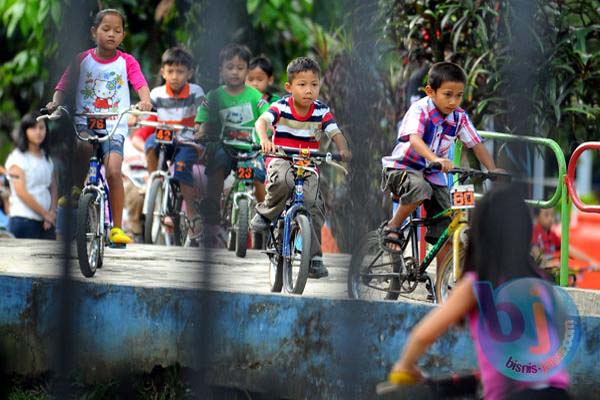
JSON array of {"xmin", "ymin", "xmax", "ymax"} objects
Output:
[
  {"xmin": 144, "ymin": 178, "xmax": 165, "ymax": 245},
  {"xmin": 435, "ymin": 246, "xmax": 465, "ymax": 303},
  {"xmin": 172, "ymin": 190, "xmax": 188, "ymax": 246},
  {"xmin": 283, "ymin": 214, "xmax": 311, "ymax": 295},
  {"xmin": 235, "ymin": 198, "xmax": 249, "ymax": 257},
  {"xmin": 76, "ymin": 192, "xmax": 101, "ymax": 278},
  {"xmin": 348, "ymin": 231, "xmax": 401, "ymax": 301}
]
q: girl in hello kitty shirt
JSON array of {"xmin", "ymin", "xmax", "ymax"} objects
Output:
[{"xmin": 46, "ymin": 8, "xmax": 152, "ymax": 245}]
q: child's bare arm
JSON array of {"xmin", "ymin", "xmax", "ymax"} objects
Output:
[
  {"xmin": 472, "ymin": 143, "xmax": 499, "ymax": 171},
  {"xmin": 136, "ymin": 85, "xmax": 152, "ymax": 111},
  {"xmin": 46, "ymin": 91, "xmax": 65, "ymax": 112},
  {"xmin": 409, "ymin": 134, "xmax": 453, "ymax": 172},
  {"xmin": 331, "ymin": 132, "xmax": 351, "ymax": 161},
  {"xmin": 256, "ymin": 115, "xmax": 276, "ymax": 153}
]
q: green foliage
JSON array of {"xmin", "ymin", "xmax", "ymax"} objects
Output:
[{"xmin": 0, "ymin": 0, "xmax": 61, "ymax": 162}]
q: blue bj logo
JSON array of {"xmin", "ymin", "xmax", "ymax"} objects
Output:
[{"xmin": 474, "ymin": 278, "xmax": 580, "ymax": 381}]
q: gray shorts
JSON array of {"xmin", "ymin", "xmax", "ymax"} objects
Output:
[{"xmin": 382, "ymin": 168, "xmax": 451, "ymax": 244}]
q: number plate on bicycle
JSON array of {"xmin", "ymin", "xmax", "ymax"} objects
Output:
[
  {"xmin": 451, "ymin": 184, "xmax": 475, "ymax": 209},
  {"xmin": 87, "ymin": 117, "xmax": 107, "ymax": 131},
  {"xmin": 156, "ymin": 126, "xmax": 174, "ymax": 143},
  {"xmin": 237, "ymin": 162, "xmax": 254, "ymax": 180}
]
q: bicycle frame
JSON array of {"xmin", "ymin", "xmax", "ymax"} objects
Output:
[
  {"xmin": 281, "ymin": 158, "xmax": 316, "ymax": 260},
  {"xmin": 82, "ymin": 141, "xmax": 112, "ymax": 239}
]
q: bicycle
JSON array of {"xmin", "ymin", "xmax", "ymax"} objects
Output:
[
  {"xmin": 38, "ymin": 106, "xmax": 141, "ymax": 277},
  {"xmin": 219, "ymin": 137, "xmax": 263, "ymax": 258},
  {"xmin": 138, "ymin": 116, "xmax": 200, "ymax": 246},
  {"xmin": 347, "ymin": 164, "xmax": 510, "ymax": 303},
  {"xmin": 264, "ymin": 147, "xmax": 347, "ymax": 295},
  {"xmin": 376, "ymin": 369, "xmax": 480, "ymax": 399}
]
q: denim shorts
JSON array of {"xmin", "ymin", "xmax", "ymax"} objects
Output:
[
  {"xmin": 9, "ymin": 216, "xmax": 56, "ymax": 240},
  {"xmin": 145, "ymin": 133, "xmax": 199, "ymax": 186},
  {"xmin": 76, "ymin": 125, "xmax": 125, "ymax": 158}
]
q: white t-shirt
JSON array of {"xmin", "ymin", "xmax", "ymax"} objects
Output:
[{"xmin": 5, "ymin": 149, "xmax": 54, "ymax": 221}]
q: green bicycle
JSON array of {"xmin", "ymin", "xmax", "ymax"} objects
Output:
[{"xmin": 348, "ymin": 164, "xmax": 510, "ymax": 303}]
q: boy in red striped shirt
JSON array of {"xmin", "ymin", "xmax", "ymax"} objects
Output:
[{"xmin": 252, "ymin": 57, "xmax": 351, "ymax": 278}]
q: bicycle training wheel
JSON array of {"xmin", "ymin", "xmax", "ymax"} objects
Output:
[
  {"xmin": 144, "ymin": 178, "xmax": 165, "ymax": 244},
  {"xmin": 435, "ymin": 247, "xmax": 466, "ymax": 303},
  {"xmin": 283, "ymin": 214, "xmax": 311, "ymax": 295},
  {"xmin": 347, "ymin": 231, "xmax": 401, "ymax": 301},
  {"xmin": 76, "ymin": 192, "xmax": 101, "ymax": 278}
]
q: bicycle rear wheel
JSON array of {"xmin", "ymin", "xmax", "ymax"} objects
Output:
[
  {"xmin": 348, "ymin": 231, "xmax": 401, "ymax": 301},
  {"xmin": 144, "ymin": 178, "xmax": 165, "ymax": 244},
  {"xmin": 283, "ymin": 214, "xmax": 311, "ymax": 295},
  {"xmin": 76, "ymin": 192, "xmax": 102, "ymax": 278}
]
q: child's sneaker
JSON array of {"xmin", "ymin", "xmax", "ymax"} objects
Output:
[
  {"xmin": 110, "ymin": 227, "xmax": 133, "ymax": 245},
  {"xmin": 309, "ymin": 256, "xmax": 328, "ymax": 279}
]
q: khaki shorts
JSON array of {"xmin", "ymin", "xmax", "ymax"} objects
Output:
[{"xmin": 382, "ymin": 168, "xmax": 451, "ymax": 244}]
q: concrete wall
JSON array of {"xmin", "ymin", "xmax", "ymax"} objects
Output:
[{"xmin": 1, "ymin": 275, "xmax": 599, "ymax": 399}]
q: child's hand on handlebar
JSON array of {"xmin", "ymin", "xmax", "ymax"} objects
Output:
[
  {"xmin": 432, "ymin": 157, "xmax": 454, "ymax": 173},
  {"xmin": 261, "ymin": 139, "xmax": 277, "ymax": 154},
  {"xmin": 339, "ymin": 148, "xmax": 352, "ymax": 162},
  {"xmin": 136, "ymin": 100, "xmax": 153, "ymax": 111},
  {"xmin": 45, "ymin": 101, "xmax": 59, "ymax": 114}
]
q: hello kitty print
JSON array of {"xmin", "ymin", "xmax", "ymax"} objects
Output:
[{"xmin": 56, "ymin": 49, "xmax": 147, "ymax": 135}]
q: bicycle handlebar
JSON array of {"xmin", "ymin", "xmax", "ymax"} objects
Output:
[
  {"xmin": 38, "ymin": 106, "xmax": 144, "ymax": 143},
  {"xmin": 424, "ymin": 162, "xmax": 512, "ymax": 181},
  {"xmin": 265, "ymin": 146, "xmax": 348, "ymax": 175}
]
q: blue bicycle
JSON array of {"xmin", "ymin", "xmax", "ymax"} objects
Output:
[
  {"xmin": 265, "ymin": 147, "xmax": 346, "ymax": 295},
  {"xmin": 39, "ymin": 106, "xmax": 142, "ymax": 277}
]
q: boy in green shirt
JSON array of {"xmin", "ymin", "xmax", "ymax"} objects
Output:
[{"xmin": 195, "ymin": 43, "xmax": 269, "ymax": 246}]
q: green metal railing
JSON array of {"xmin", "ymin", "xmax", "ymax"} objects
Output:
[{"xmin": 453, "ymin": 131, "xmax": 570, "ymax": 286}]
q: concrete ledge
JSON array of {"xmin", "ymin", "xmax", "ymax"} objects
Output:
[{"xmin": 1, "ymin": 274, "xmax": 599, "ymax": 399}]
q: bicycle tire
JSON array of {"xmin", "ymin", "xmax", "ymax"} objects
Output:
[
  {"xmin": 76, "ymin": 192, "xmax": 101, "ymax": 278},
  {"xmin": 283, "ymin": 213, "xmax": 311, "ymax": 295},
  {"xmin": 144, "ymin": 178, "xmax": 164, "ymax": 244},
  {"xmin": 348, "ymin": 231, "xmax": 401, "ymax": 301},
  {"xmin": 435, "ymin": 246, "xmax": 466, "ymax": 303},
  {"xmin": 172, "ymin": 190, "xmax": 187, "ymax": 246},
  {"xmin": 267, "ymin": 225, "xmax": 283, "ymax": 292},
  {"xmin": 235, "ymin": 198, "xmax": 249, "ymax": 257}
]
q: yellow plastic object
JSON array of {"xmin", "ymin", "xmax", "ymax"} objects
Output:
[
  {"xmin": 388, "ymin": 370, "xmax": 418, "ymax": 385},
  {"xmin": 110, "ymin": 227, "xmax": 132, "ymax": 245}
]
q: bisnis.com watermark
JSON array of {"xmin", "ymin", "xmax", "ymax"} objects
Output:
[{"xmin": 474, "ymin": 277, "xmax": 581, "ymax": 381}]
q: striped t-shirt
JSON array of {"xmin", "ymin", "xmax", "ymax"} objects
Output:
[
  {"xmin": 133, "ymin": 82, "xmax": 205, "ymax": 141},
  {"xmin": 263, "ymin": 95, "xmax": 341, "ymax": 150}
]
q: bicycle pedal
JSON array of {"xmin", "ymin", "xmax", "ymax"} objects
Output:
[{"xmin": 109, "ymin": 243, "xmax": 126, "ymax": 249}]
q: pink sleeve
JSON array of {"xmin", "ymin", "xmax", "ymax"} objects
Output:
[
  {"xmin": 54, "ymin": 50, "xmax": 90, "ymax": 91},
  {"xmin": 122, "ymin": 52, "xmax": 148, "ymax": 91}
]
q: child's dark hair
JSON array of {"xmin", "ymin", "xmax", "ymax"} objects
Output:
[
  {"xmin": 427, "ymin": 61, "xmax": 466, "ymax": 91},
  {"xmin": 286, "ymin": 57, "xmax": 321, "ymax": 82},
  {"xmin": 249, "ymin": 56, "xmax": 274, "ymax": 77},
  {"xmin": 219, "ymin": 43, "xmax": 252, "ymax": 67},
  {"xmin": 161, "ymin": 46, "xmax": 194, "ymax": 70},
  {"xmin": 464, "ymin": 184, "xmax": 540, "ymax": 287},
  {"xmin": 93, "ymin": 8, "xmax": 126, "ymax": 29},
  {"xmin": 17, "ymin": 112, "xmax": 51, "ymax": 159}
]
